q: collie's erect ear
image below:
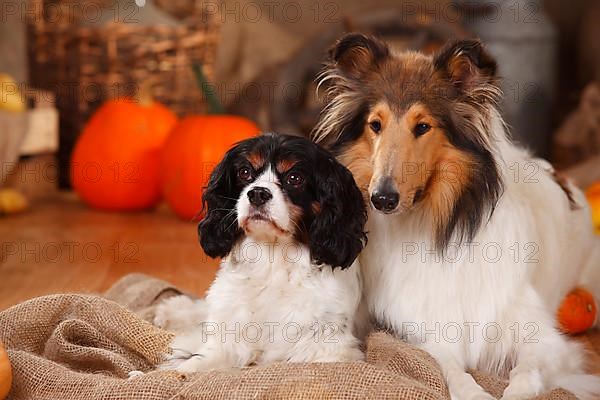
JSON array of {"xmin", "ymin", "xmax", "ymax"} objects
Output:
[
  {"xmin": 329, "ymin": 33, "xmax": 390, "ymax": 79},
  {"xmin": 197, "ymin": 148, "xmax": 243, "ymax": 259},
  {"xmin": 309, "ymin": 152, "xmax": 367, "ymax": 269},
  {"xmin": 312, "ymin": 33, "xmax": 390, "ymax": 144},
  {"xmin": 433, "ymin": 39, "xmax": 498, "ymax": 94}
]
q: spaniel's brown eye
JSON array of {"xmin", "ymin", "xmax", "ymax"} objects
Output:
[
  {"xmin": 286, "ymin": 173, "xmax": 304, "ymax": 186},
  {"xmin": 369, "ymin": 120, "xmax": 382, "ymax": 134},
  {"xmin": 237, "ymin": 167, "xmax": 253, "ymax": 181},
  {"xmin": 414, "ymin": 122, "xmax": 431, "ymax": 137}
]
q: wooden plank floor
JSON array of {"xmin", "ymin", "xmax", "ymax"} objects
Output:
[
  {"xmin": 0, "ymin": 193, "xmax": 219, "ymax": 310},
  {"xmin": 1, "ymin": 192, "xmax": 598, "ymax": 374}
]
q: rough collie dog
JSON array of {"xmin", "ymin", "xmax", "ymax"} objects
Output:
[
  {"xmin": 155, "ymin": 133, "xmax": 367, "ymax": 372},
  {"xmin": 313, "ymin": 33, "xmax": 600, "ymax": 399}
]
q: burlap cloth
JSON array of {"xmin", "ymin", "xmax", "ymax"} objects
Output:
[{"xmin": 0, "ymin": 274, "xmax": 576, "ymax": 399}]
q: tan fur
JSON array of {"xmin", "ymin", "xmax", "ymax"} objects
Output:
[
  {"xmin": 337, "ymin": 135, "xmax": 373, "ymax": 201},
  {"xmin": 276, "ymin": 159, "xmax": 298, "ymax": 174},
  {"xmin": 425, "ymin": 147, "xmax": 475, "ymax": 236},
  {"xmin": 247, "ymin": 152, "xmax": 264, "ymax": 170},
  {"xmin": 311, "ymin": 201, "xmax": 322, "ymax": 214}
]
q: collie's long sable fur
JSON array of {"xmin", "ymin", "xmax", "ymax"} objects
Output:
[{"xmin": 314, "ymin": 33, "xmax": 600, "ymax": 400}]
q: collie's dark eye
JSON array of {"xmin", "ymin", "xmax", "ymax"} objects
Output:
[
  {"xmin": 286, "ymin": 172, "xmax": 304, "ymax": 187},
  {"xmin": 369, "ymin": 120, "xmax": 382, "ymax": 134},
  {"xmin": 414, "ymin": 123, "xmax": 431, "ymax": 137},
  {"xmin": 237, "ymin": 166, "xmax": 253, "ymax": 181}
]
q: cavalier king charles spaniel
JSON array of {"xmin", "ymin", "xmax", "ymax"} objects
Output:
[{"xmin": 155, "ymin": 133, "xmax": 367, "ymax": 372}]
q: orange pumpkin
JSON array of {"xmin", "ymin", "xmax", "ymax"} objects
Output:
[
  {"xmin": 586, "ymin": 182, "xmax": 600, "ymax": 234},
  {"xmin": 557, "ymin": 287, "xmax": 598, "ymax": 334},
  {"xmin": 161, "ymin": 115, "xmax": 259, "ymax": 220},
  {"xmin": 71, "ymin": 93, "xmax": 177, "ymax": 211},
  {"xmin": 0, "ymin": 341, "xmax": 12, "ymax": 399}
]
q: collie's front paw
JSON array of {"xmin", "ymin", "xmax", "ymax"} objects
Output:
[
  {"xmin": 501, "ymin": 382, "xmax": 539, "ymax": 400},
  {"xmin": 501, "ymin": 369, "xmax": 543, "ymax": 400},
  {"xmin": 448, "ymin": 380, "xmax": 495, "ymax": 400}
]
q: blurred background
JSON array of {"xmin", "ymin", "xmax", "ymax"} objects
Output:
[{"xmin": 1, "ymin": 0, "xmax": 600, "ymax": 308}]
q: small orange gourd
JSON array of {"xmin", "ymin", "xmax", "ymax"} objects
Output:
[
  {"xmin": 0, "ymin": 341, "xmax": 12, "ymax": 399},
  {"xmin": 557, "ymin": 287, "xmax": 597, "ymax": 334}
]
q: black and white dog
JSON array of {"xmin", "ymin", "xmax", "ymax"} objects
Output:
[{"xmin": 155, "ymin": 133, "xmax": 367, "ymax": 372}]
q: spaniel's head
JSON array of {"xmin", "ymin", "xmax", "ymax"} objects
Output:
[{"xmin": 198, "ymin": 133, "xmax": 367, "ymax": 269}]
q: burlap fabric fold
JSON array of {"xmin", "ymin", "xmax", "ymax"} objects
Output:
[{"xmin": 0, "ymin": 273, "xmax": 576, "ymax": 399}]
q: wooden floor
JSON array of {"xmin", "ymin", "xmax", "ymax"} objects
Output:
[
  {"xmin": 0, "ymin": 192, "xmax": 218, "ymax": 310},
  {"xmin": 1, "ymin": 193, "xmax": 599, "ymax": 374}
]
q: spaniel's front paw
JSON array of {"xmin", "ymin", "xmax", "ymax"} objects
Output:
[
  {"xmin": 309, "ymin": 347, "xmax": 365, "ymax": 362},
  {"xmin": 175, "ymin": 356, "xmax": 207, "ymax": 373}
]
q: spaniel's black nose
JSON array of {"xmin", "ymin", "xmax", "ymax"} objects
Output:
[
  {"xmin": 371, "ymin": 190, "xmax": 399, "ymax": 212},
  {"xmin": 247, "ymin": 187, "xmax": 272, "ymax": 207}
]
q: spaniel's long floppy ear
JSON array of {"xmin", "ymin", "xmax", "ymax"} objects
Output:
[
  {"xmin": 198, "ymin": 149, "xmax": 243, "ymax": 258},
  {"xmin": 329, "ymin": 33, "xmax": 391, "ymax": 79},
  {"xmin": 309, "ymin": 152, "xmax": 367, "ymax": 269},
  {"xmin": 433, "ymin": 39, "xmax": 499, "ymax": 99}
]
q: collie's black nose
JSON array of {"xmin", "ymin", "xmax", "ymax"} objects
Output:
[
  {"xmin": 371, "ymin": 190, "xmax": 399, "ymax": 212},
  {"xmin": 247, "ymin": 187, "xmax": 272, "ymax": 207}
]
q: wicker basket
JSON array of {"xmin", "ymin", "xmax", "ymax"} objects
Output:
[{"xmin": 26, "ymin": 0, "xmax": 221, "ymax": 187}]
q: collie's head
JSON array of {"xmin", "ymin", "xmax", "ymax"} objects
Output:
[
  {"xmin": 313, "ymin": 34, "xmax": 504, "ymax": 250},
  {"xmin": 198, "ymin": 133, "xmax": 367, "ymax": 269}
]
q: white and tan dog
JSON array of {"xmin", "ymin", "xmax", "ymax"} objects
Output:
[{"xmin": 314, "ymin": 33, "xmax": 600, "ymax": 399}]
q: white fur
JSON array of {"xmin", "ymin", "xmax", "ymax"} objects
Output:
[
  {"xmin": 155, "ymin": 168, "xmax": 364, "ymax": 372},
  {"xmin": 361, "ymin": 111, "xmax": 600, "ymax": 399},
  {"xmin": 154, "ymin": 296, "xmax": 208, "ymax": 335},
  {"xmin": 237, "ymin": 169, "xmax": 294, "ymax": 235}
]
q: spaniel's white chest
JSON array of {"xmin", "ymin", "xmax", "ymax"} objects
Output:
[
  {"xmin": 206, "ymin": 241, "xmax": 362, "ymax": 350},
  {"xmin": 213, "ymin": 266, "xmax": 312, "ymax": 324}
]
